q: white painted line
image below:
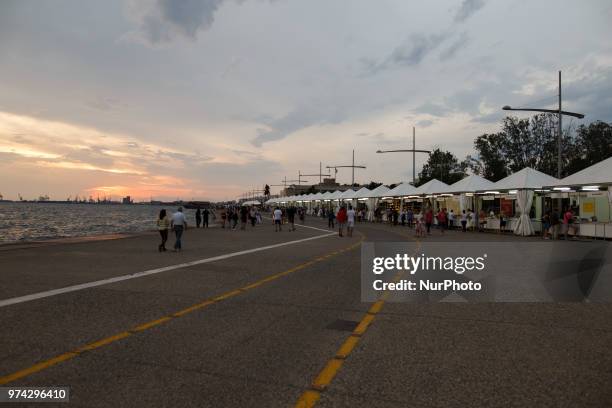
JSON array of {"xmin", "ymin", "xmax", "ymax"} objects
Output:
[
  {"xmin": 293, "ymin": 223, "xmax": 333, "ymax": 233},
  {"xmin": 264, "ymin": 216, "xmax": 332, "ymax": 233},
  {"xmin": 0, "ymin": 232, "xmax": 335, "ymax": 308}
]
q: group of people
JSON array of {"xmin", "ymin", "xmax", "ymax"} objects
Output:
[
  {"xmin": 273, "ymin": 205, "xmax": 355, "ymax": 237},
  {"xmin": 194, "ymin": 208, "xmax": 210, "ymax": 228},
  {"xmin": 373, "ymin": 206, "xmax": 502, "ymax": 237},
  {"xmin": 156, "ymin": 207, "xmax": 188, "ymax": 252},
  {"xmin": 220, "ymin": 206, "xmax": 263, "ymax": 230},
  {"xmin": 272, "ymin": 206, "xmax": 307, "ymax": 232},
  {"xmin": 542, "ymin": 208, "xmax": 577, "ymax": 240}
]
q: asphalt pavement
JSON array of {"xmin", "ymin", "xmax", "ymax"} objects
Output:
[{"xmin": 1, "ymin": 216, "xmax": 611, "ymax": 407}]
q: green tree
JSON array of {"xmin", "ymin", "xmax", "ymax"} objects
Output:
[
  {"xmin": 471, "ymin": 113, "xmax": 584, "ymax": 180},
  {"xmin": 565, "ymin": 121, "xmax": 612, "ymax": 175},
  {"xmin": 471, "ymin": 133, "xmax": 509, "ymax": 181},
  {"xmin": 417, "ymin": 148, "xmax": 466, "ymax": 186},
  {"xmin": 366, "ymin": 181, "xmax": 383, "ymax": 190}
]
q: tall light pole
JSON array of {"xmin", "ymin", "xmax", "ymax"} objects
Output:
[
  {"xmin": 376, "ymin": 126, "xmax": 430, "ymax": 184},
  {"xmin": 326, "ymin": 149, "xmax": 366, "ymax": 186},
  {"xmin": 502, "ymin": 70, "xmax": 585, "ymax": 179}
]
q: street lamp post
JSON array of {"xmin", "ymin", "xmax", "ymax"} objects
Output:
[
  {"xmin": 376, "ymin": 127, "xmax": 430, "ymax": 184},
  {"xmin": 502, "ymin": 70, "xmax": 585, "ymax": 179},
  {"xmin": 326, "ymin": 149, "xmax": 366, "ymax": 186}
]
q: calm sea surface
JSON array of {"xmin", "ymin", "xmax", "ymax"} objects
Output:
[{"xmin": 0, "ymin": 202, "xmax": 202, "ymax": 244}]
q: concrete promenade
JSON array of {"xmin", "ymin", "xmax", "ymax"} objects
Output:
[{"xmin": 1, "ymin": 217, "xmax": 611, "ymax": 407}]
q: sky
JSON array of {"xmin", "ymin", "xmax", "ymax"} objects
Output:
[{"xmin": 1, "ymin": 0, "xmax": 611, "ymax": 201}]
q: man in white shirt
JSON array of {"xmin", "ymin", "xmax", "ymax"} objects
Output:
[
  {"xmin": 273, "ymin": 207, "xmax": 283, "ymax": 232},
  {"xmin": 346, "ymin": 205, "xmax": 356, "ymax": 237},
  {"xmin": 170, "ymin": 207, "xmax": 188, "ymax": 251}
]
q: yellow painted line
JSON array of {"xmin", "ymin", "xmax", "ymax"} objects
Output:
[
  {"xmin": 295, "ymin": 390, "xmax": 321, "ymax": 408},
  {"xmin": 212, "ymin": 289, "xmax": 242, "ymax": 301},
  {"xmin": 294, "ymin": 228, "xmax": 414, "ymax": 407},
  {"xmin": 171, "ymin": 300, "xmax": 216, "ymax": 317},
  {"xmin": 367, "ymin": 300, "xmax": 385, "ymax": 315},
  {"xmin": 335, "ymin": 335, "xmax": 360, "ymax": 359},
  {"xmin": 132, "ymin": 316, "xmax": 173, "ymax": 331},
  {"xmin": 0, "ymin": 352, "xmax": 78, "ymax": 385},
  {"xmin": 1, "ymin": 233, "xmax": 364, "ymax": 386},
  {"xmin": 75, "ymin": 331, "xmax": 132, "ymax": 353},
  {"xmin": 352, "ymin": 313, "xmax": 376, "ymax": 336},
  {"xmin": 312, "ymin": 358, "xmax": 344, "ymax": 391}
]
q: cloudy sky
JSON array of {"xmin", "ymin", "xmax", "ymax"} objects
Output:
[{"xmin": 1, "ymin": 0, "xmax": 611, "ymax": 201}]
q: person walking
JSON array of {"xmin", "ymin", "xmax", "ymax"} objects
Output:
[
  {"xmin": 337, "ymin": 205, "xmax": 347, "ymax": 237},
  {"xmin": 478, "ymin": 209, "xmax": 487, "ymax": 232},
  {"xmin": 448, "ymin": 209, "xmax": 455, "ymax": 229},
  {"xmin": 287, "ymin": 206, "xmax": 296, "ymax": 231},
  {"xmin": 406, "ymin": 208, "xmax": 414, "ymax": 229},
  {"xmin": 437, "ymin": 208, "xmax": 447, "ymax": 234},
  {"xmin": 460, "ymin": 210, "xmax": 468, "ymax": 232},
  {"xmin": 551, "ymin": 209, "xmax": 560, "ymax": 240},
  {"xmin": 347, "ymin": 205, "xmax": 356, "ymax": 237},
  {"xmin": 327, "ymin": 208, "xmax": 335, "ymax": 229},
  {"xmin": 424, "ymin": 208, "xmax": 433, "ymax": 235},
  {"xmin": 542, "ymin": 211, "xmax": 551, "ymax": 239},
  {"xmin": 563, "ymin": 208, "xmax": 574, "ymax": 240},
  {"xmin": 415, "ymin": 210, "xmax": 424, "ymax": 238},
  {"xmin": 195, "ymin": 208, "xmax": 202, "ymax": 228},
  {"xmin": 221, "ymin": 209, "xmax": 227, "ymax": 228},
  {"xmin": 231, "ymin": 209, "xmax": 239, "ymax": 230},
  {"xmin": 499, "ymin": 210, "xmax": 507, "ymax": 233},
  {"xmin": 170, "ymin": 207, "xmax": 187, "ymax": 252},
  {"xmin": 156, "ymin": 209, "xmax": 170, "ymax": 252},
  {"xmin": 249, "ymin": 206, "xmax": 256, "ymax": 227},
  {"xmin": 273, "ymin": 207, "xmax": 283, "ymax": 232},
  {"xmin": 240, "ymin": 206, "xmax": 248, "ymax": 230},
  {"xmin": 202, "ymin": 208, "xmax": 209, "ymax": 228}
]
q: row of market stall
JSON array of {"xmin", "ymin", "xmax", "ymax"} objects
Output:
[{"xmin": 265, "ymin": 157, "xmax": 612, "ymax": 238}]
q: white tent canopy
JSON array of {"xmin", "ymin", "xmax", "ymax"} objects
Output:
[
  {"xmin": 487, "ymin": 167, "xmax": 559, "ymax": 191},
  {"xmin": 547, "ymin": 157, "xmax": 612, "ymax": 187},
  {"xmin": 320, "ymin": 191, "xmax": 334, "ymax": 200},
  {"xmin": 413, "ymin": 179, "xmax": 449, "ymax": 195},
  {"xmin": 310, "ymin": 192, "xmax": 323, "ymax": 201},
  {"xmin": 442, "ymin": 174, "xmax": 495, "ymax": 194},
  {"xmin": 328, "ymin": 190, "xmax": 343, "ymax": 200},
  {"xmin": 339, "ymin": 189, "xmax": 356, "ymax": 200},
  {"xmin": 353, "ymin": 187, "xmax": 373, "ymax": 199},
  {"xmin": 386, "ymin": 183, "xmax": 418, "ymax": 197},
  {"xmin": 368, "ymin": 185, "xmax": 391, "ymax": 198},
  {"xmin": 241, "ymin": 200, "xmax": 261, "ymax": 206}
]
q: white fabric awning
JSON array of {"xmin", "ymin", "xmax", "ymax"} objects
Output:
[
  {"xmin": 440, "ymin": 174, "xmax": 495, "ymax": 194},
  {"xmin": 487, "ymin": 167, "xmax": 559, "ymax": 191},
  {"xmin": 368, "ymin": 185, "xmax": 391, "ymax": 198},
  {"xmin": 320, "ymin": 191, "xmax": 334, "ymax": 200},
  {"xmin": 386, "ymin": 182, "xmax": 418, "ymax": 197},
  {"xmin": 547, "ymin": 157, "xmax": 612, "ymax": 187},
  {"xmin": 327, "ymin": 190, "xmax": 344, "ymax": 200},
  {"xmin": 413, "ymin": 179, "xmax": 449, "ymax": 195},
  {"xmin": 353, "ymin": 187, "xmax": 373, "ymax": 198},
  {"xmin": 339, "ymin": 189, "xmax": 356, "ymax": 200}
]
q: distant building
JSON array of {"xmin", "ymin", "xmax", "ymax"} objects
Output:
[{"xmin": 122, "ymin": 196, "xmax": 133, "ymax": 204}]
